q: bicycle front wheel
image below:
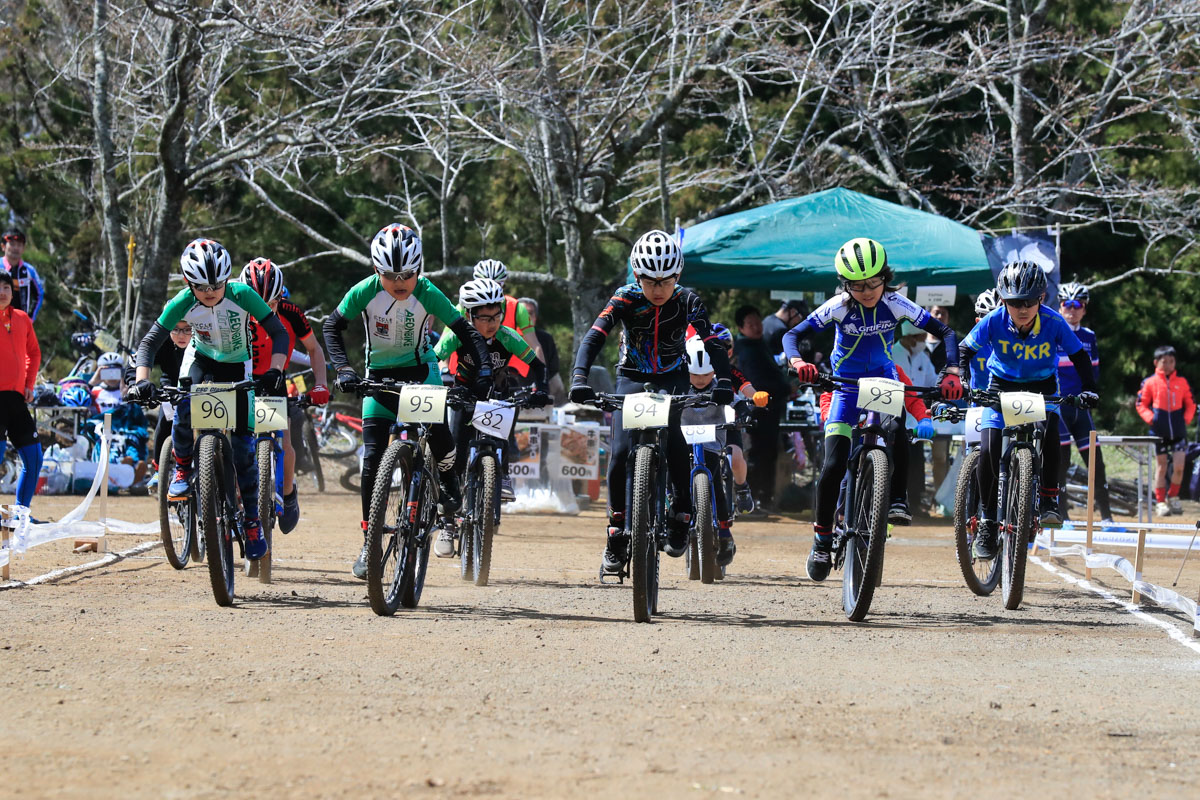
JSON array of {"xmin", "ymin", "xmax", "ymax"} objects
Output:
[
  {"xmin": 473, "ymin": 454, "xmax": 499, "ymax": 587},
  {"xmin": 197, "ymin": 435, "xmax": 235, "ymax": 607},
  {"xmin": 365, "ymin": 440, "xmax": 412, "ymax": 616},
  {"xmin": 256, "ymin": 437, "xmax": 275, "ymax": 585},
  {"xmin": 630, "ymin": 445, "xmax": 660, "ymax": 623},
  {"xmin": 1001, "ymin": 448, "xmax": 1034, "ymax": 610},
  {"xmin": 316, "ymin": 403, "xmax": 361, "ymax": 458},
  {"xmin": 693, "ymin": 471, "xmax": 717, "ymax": 584},
  {"xmin": 157, "ymin": 437, "xmax": 190, "ymax": 570},
  {"xmin": 842, "ymin": 448, "xmax": 889, "ymax": 621},
  {"xmin": 398, "ymin": 462, "xmax": 435, "ymax": 608},
  {"xmin": 954, "ymin": 447, "xmax": 1001, "ymax": 596}
]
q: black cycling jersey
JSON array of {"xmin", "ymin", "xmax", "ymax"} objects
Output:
[{"xmin": 572, "ymin": 283, "xmax": 731, "ymax": 383}]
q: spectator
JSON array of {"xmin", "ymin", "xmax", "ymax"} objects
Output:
[
  {"xmin": 519, "ymin": 297, "xmax": 564, "ymax": 405},
  {"xmin": 1, "ymin": 229, "xmax": 44, "ymax": 322},
  {"xmin": 923, "ymin": 304, "xmax": 956, "ymax": 500},
  {"xmin": 1136, "ymin": 345, "xmax": 1195, "ymax": 517},
  {"xmin": 734, "ymin": 305, "xmax": 789, "ymax": 511},
  {"xmin": 893, "ymin": 321, "xmax": 936, "ymax": 514},
  {"xmin": 761, "ymin": 299, "xmax": 810, "ymax": 358},
  {"xmin": 87, "ymin": 358, "xmax": 151, "ymax": 488},
  {"xmin": 0, "ymin": 271, "xmax": 44, "ymax": 517}
]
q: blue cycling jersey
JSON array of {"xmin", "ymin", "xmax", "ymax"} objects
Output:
[
  {"xmin": 786, "ymin": 291, "xmax": 931, "ymax": 377},
  {"xmin": 963, "ymin": 305, "xmax": 1083, "ymax": 383},
  {"xmin": 1056, "ymin": 325, "xmax": 1099, "ymax": 396},
  {"xmin": 969, "ymin": 343, "xmax": 992, "ymax": 391}
]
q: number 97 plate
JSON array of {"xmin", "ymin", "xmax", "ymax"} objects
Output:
[{"xmin": 622, "ymin": 392, "xmax": 670, "ymax": 429}]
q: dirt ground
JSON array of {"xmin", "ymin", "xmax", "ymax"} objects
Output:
[{"xmin": 2, "ymin": 487, "xmax": 1199, "ymax": 799}]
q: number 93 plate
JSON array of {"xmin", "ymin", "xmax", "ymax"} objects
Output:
[
  {"xmin": 856, "ymin": 377, "xmax": 905, "ymax": 416},
  {"xmin": 190, "ymin": 383, "xmax": 238, "ymax": 430},
  {"xmin": 397, "ymin": 384, "xmax": 448, "ymax": 423},
  {"xmin": 622, "ymin": 392, "xmax": 670, "ymax": 429}
]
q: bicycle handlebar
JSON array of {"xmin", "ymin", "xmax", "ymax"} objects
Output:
[{"xmin": 583, "ymin": 391, "xmax": 716, "ymax": 414}]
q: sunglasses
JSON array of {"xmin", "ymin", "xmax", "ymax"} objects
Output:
[
  {"xmin": 190, "ymin": 282, "xmax": 225, "ymax": 293},
  {"xmin": 1004, "ymin": 298, "xmax": 1040, "ymax": 310},
  {"xmin": 845, "ymin": 278, "xmax": 885, "ymax": 293},
  {"xmin": 1060, "ymin": 300, "xmax": 1083, "ymax": 310},
  {"xmin": 380, "ymin": 270, "xmax": 419, "ymax": 282},
  {"xmin": 471, "ymin": 311, "xmax": 502, "ymax": 324}
]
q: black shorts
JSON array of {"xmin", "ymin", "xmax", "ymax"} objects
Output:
[
  {"xmin": 0, "ymin": 390, "xmax": 37, "ymax": 448},
  {"xmin": 1155, "ymin": 436, "xmax": 1188, "ymax": 456}
]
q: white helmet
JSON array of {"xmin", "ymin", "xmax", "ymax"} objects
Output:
[
  {"xmin": 179, "ymin": 239, "xmax": 232, "ymax": 286},
  {"xmin": 685, "ymin": 336, "xmax": 713, "ymax": 375},
  {"xmin": 630, "ymin": 230, "xmax": 683, "ymax": 280},
  {"xmin": 98, "ymin": 351, "xmax": 123, "ymax": 369},
  {"xmin": 472, "ymin": 259, "xmax": 508, "ymax": 286},
  {"xmin": 459, "ymin": 277, "xmax": 505, "ymax": 309},
  {"xmin": 370, "ymin": 224, "xmax": 423, "ymax": 276},
  {"xmin": 974, "ymin": 288, "xmax": 1001, "ymax": 317}
]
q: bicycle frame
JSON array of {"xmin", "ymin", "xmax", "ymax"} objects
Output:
[{"xmin": 833, "ymin": 410, "xmax": 891, "ymax": 554}]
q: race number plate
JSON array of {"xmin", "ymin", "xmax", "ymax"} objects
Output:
[
  {"xmin": 190, "ymin": 384, "xmax": 238, "ymax": 430},
  {"xmin": 1000, "ymin": 392, "xmax": 1046, "ymax": 426},
  {"xmin": 396, "ymin": 384, "xmax": 448, "ymax": 424},
  {"xmin": 622, "ymin": 392, "xmax": 670, "ymax": 429},
  {"xmin": 254, "ymin": 396, "xmax": 289, "ymax": 432},
  {"xmin": 856, "ymin": 377, "xmax": 905, "ymax": 417},
  {"xmin": 471, "ymin": 401, "xmax": 517, "ymax": 439},
  {"xmin": 965, "ymin": 406, "xmax": 984, "ymax": 445},
  {"xmin": 682, "ymin": 424, "xmax": 718, "ymax": 444}
]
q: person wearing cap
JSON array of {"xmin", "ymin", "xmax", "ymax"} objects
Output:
[
  {"xmin": 762, "ymin": 298, "xmax": 810, "ymax": 358},
  {"xmin": 1, "ymin": 229, "xmax": 44, "ymax": 322},
  {"xmin": 0, "ymin": 270, "xmax": 44, "ymax": 516}
]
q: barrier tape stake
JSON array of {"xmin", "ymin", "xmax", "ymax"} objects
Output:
[
  {"xmin": 74, "ymin": 414, "xmax": 111, "ymax": 554},
  {"xmin": 1086, "ymin": 430, "xmax": 1097, "ymax": 579},
  {"xmin": 2, "ymin": 518, "xmax": 9, "ymax": 581},
  {"xmin": 1132, "ymin": 528, "xmax": 1147, "ymax": 604}
]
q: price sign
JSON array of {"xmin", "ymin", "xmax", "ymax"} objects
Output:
[
  {"xmin": 190, "ymin": 383, "xmax": 238, "ymax": 430},
  {"xmin": 471, "ymin": 401, "xmax": 517, "ymax": 439},
  {"xmin": 856, "ymin": 377, "xmax": 905, "ymax": 416},
  {"xmin": 622, "ymin": 392, "xmax": 670, "ymax": 429},
  {"xmin": 1000, "ymin": 392, "xmax": 1046, "ymax": 427},
  {"xmin": 965, "ymin": 407, "xmax": 984, "ymax": 445},
  {"xmin": 396, "ymin": 384, "xmax": 447, "ymax": 423},
  {"xmin": 682, "ymin": 424, "xmax": 717, "ymax": 444},
  {"xmin": 254, "ymin": 396, "xmax": 288, "ymax": 432},
  {"xmin": 914, "ymin": 285, "xmax": 957, "ymax": 307}
]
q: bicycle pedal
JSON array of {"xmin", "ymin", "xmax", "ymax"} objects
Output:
[{"xmin": 598, "ymin": 569, "xmax": 626, "ymax": 585}]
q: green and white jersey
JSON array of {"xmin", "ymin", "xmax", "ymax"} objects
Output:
[
  {"xmin": 157, "ymin": 282, "xmax": 273, "ymax": 364},
  {"xmin": 336, "ymin": 275, "xmax": 463, "ymax": 369}
]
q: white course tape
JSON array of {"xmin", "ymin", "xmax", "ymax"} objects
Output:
[
  {"xmin": 1030, "ymin": 553, "xmax": 1200, "ymax": 657},
  {"xmin": 1, "ymin": 540, "xmax": 161, "ymax": 589},
  {"xmin": 1054, "ymin": 526, "xmax": 1200, "ymax": 546}
]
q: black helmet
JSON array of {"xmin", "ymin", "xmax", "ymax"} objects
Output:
[{"xmin": 996, "ymin": 261, "xmax": 1047, "ymax": 302}]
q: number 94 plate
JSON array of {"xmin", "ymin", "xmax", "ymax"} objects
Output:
[{"xmin": 622, "ymin": 392, "xmax": 670, "ymax": 429}]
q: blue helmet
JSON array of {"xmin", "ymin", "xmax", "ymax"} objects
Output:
[{"xmin": 58, "ymin": 384, "xmax": 93, "ymax": 408}]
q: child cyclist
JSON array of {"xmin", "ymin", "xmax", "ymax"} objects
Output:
[
  {"xmin": 432, "ymin": 277, "xmax": 550, "ymax": 557},
  {"xmin": 683, "ymin": 336, "xmax": 740, "ymax": 566},
  {"xmin": 239, "ymin": 258, "xmax": 330, "ymax": 533},
  {"xmin": 959, "ymin": 261, "xmax": 1099, "ymax": 560},
  {"xmin": 1136, "ymin": 345, "xmax": 1195, "ymax": 516},
  {"xmin": 1055, "ymin": 282, "xmax": 1115, "ymax": 522},
  {"xmin": 783, "ymin": 237, "xmax": 964, "ymax": 581},
  {"xmin": 127, "ymin": 239, "xmax": 291, "ymax": 561},
  {"xmin": 569, "ymin": 230, "xmax": 735, "ymax": 575},
  {"xmin": 322, "ymin": 224, "xmax": 493, "ymax": 579}
]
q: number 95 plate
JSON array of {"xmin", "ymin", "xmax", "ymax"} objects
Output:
[{"xmin": 397, "ymin": 384, "xmax": 448, "ymax": 423}]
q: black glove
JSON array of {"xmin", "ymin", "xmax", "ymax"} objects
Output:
[
  {"xmin": 1077, "ymin": 391, "xmax": 1099, "ymax": 409},
  {"xmin": 569, "ymin": 379, "xmax": 596, "ymax": 405},
  {"xmin": 711, "ymin": 380, "xmax": 734, "ymax": 406},
  {"xmin": 256, "ymin": 368, "xmax": 286, "ymax": 397},
  {"xmin": 126, "ymin": 380, "xmax": 156, "ymax": 404},
  {"xmin": 528, "ymin": 391, "xmax": 552, "ymax": 408},
  {"xmin": 335, "ymin": 368, "xmax": 362, "ymax": 394}
]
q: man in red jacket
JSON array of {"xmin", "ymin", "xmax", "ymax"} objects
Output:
[
  {"xmin": 0, "ymin": 271, "xmax": 43, "ymax": 515},
  {"xmin": 1136, "ymin": 345, "xmax": 1195, "ymax": 516}
]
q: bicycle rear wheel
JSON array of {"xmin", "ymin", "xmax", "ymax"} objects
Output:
[
  {"xmin": 365, "ymin": 440, "xmax": 411, "ymax": 616},
  {"xmin": 842, "ymin": 448, "xmax": 889, "ymax": 621},
  {"xmin": 1001, "ymin": 448, "xmax": 1034, "ymax": 610},
  {"xmin": 693, "ymin": 471, "xmax": 717, "ymax": 584},
  {"xmin": 630, "ymin": 445, "xmax": 660, "ymax": 623},
  {"xmin": 954, "ymin": 447, "xmax": 1001, "ymax": 595},
  {"xmin": 473, "ymin": 454, "xmax": 499, "ymax": 587},
  {"xmin": 316, "ymin": 403, "xmax": 361, "ymax": 458},
  {"xmin": 157, "ymin": 437, "xmax": 190, "ymax": 570},
  {"xmin": 398, "ymin": 461, "xmax": 435, "ymax": 608},
  {"xmin": 197, "ymin": 435, "xmax": 235, "ymax": 607}
]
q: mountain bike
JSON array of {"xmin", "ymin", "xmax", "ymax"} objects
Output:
[
  {"xmin": 452, "ymin": 388, "xmax": 547, "ymax": 586},
  {"xmin": 584, "ymin": 389, "xmax": 715, "ymax": 623},
  {"xmin": 968, "ymin": 388, "xmax": 1093, "ymax": 610},
  {"xmin": 803, "ymin": 375, "xmax": 940, "ymax": 621},
  {"xmin": 359, "ymin": 378, "xmax": 471, "ymax": 616},
  {"xmin": 310, "ymin": 400, "xmax": 362, "ymax": 460},
  {"xmin": 681, "ymin": 408, "xmax": 746, "ymax": 584},
  {"xmin": 934, "ymin": 402, "xmax": 1002, "ymax": 596},
  {"xmin": 245, "ymin": 392, "xmax": 291, "ymax": 584}
]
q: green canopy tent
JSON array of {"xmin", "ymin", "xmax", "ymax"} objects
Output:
[{"xmin": 675, "ymin": 188, "xmax": 993, "ymax": 294}]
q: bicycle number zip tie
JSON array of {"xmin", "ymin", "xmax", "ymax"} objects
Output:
[
  {"xmin": 190, "ymin": 383, "xmax": 239, "ymax": 430},
  {"xmin": 396, "ymin": 385, "xmax": 448, "ymax": 424},
  {"xmin": 1000, "ymin": 391, "xmax": 1046, "ymax": 426},
  {"xmin": 856, "ymin": 377, "xmax": 905, "ymax": 417},
  {"xmin": 622, "ymin": 392, "xmax": 670, "ymax": 429}
]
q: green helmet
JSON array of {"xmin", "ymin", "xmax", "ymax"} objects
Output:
[{"xmin": 835, "ymin": 238, "xmax": 888, "ymax": 282}]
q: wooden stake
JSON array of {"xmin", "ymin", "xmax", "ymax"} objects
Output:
[
  {"xmin": 1132, "ymin": 527, "xmax": 1147, "ymax": 604},
  {"xmin": 74, "ymin": 414, "xmax": 112, "ymax": 554},
  {"xmin": 1085, "ymin": 430, "xmax": 1097, "ymax": 579}
]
